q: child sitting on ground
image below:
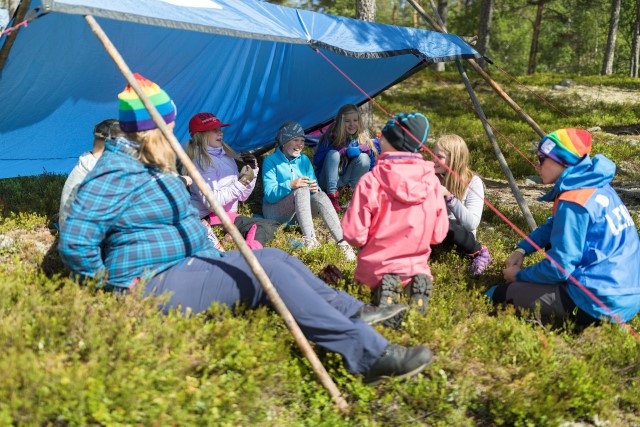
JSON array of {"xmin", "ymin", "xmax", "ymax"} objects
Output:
[
  {"xmin": 184, "ymin": 112, "xmax": 280, "ymax": 250},
  {"xmin": 261, "ymin": 121, "xmax": 356, "ymax": 260},
  {"xmin": 341, "ymin": 112, "xmax": 449, "ymax": 322},
  {"xmin": 487, "ymin": 128, "xmax": 640, "ymax": 325},
  {"xmin": 58, "ymin": 118, "xmax": 121, "ymax": 227},
  {"xmin": 431, "ymin": 134, "xmax": 492, "ymax": 275},
  {"xmin": 313, "ymin": 104, "xmax": 380, "ymax": 212}
]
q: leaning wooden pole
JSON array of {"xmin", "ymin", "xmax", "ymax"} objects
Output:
[
  {"xmin": 84, "ymin": 15, "xmax": 349, "ymax": 414},
  {"xmin": 0, "ymin": 0, "xmax": 31, "ymax": 71},
  {"xmin": 406, "ymin": 0, "xmax": 546, "ymax": 138},
  {"xmin": 455, "ymin": 59, "xmax": 537, "ymax": 231}
]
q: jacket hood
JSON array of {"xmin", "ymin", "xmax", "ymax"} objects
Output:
[
  {"xmin": 539, "ymin": 154, "xmax": 616, "ymax": 202},
  {"xmin": 372, "ymin": 152, "xmax": 438, "ymax": 204}
]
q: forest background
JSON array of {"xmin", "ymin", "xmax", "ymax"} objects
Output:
[{"xmin": 268, "ymin": 0, "xmax": 640, "ymax": 77}]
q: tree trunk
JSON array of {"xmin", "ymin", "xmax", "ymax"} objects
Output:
[
  {"xmin": 392, "ymin": 1, "xmax": 397, "ymax": 25},
  {"xmin": 527, "ymin": 1, "xmax": 546, "ymax": 75},
  {"xmin": 601, "ymin": 0, "xmax": 621, "ymax": 75},
  {"xmin": 433, "ymin": 0, "xmax": 449, "ymax": 72},
  {"xmin": 356, "ymin": 0, "xmax": 376, "ymax": 133},
  {"xmin": 476, "ymin": 0, "xmax": 494, "ymax": 71},
  {"xmin": 630, "ymin": 0, "xmax": 640, "ymax": 77}
]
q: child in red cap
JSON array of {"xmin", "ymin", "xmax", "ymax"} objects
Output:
[{"xmin": 487, "ymin": 129, "xmax": 640, "ymax": 325}]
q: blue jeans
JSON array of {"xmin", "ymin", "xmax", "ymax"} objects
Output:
[
  {"xmin": 318, "ymin": 150, "xmax": 371, "ymax": 194},
  {"xmin": 145, "ymin": 248, "xmax": 388, "ymax": 374}
]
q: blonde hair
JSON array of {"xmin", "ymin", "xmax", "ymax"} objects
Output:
[
  {"xmin": 435, "ymin": 134, "xmax": 476, "ymax": 200},
  {"xmin": 127, "ymin": 128, "xmax": 177, "ymax": 173},
  {"xmin": 185, "ymin": 131, "xmax": 239, "ymax": 170},
  {"xmin": 317, "ymin": 104, "xmax": 379, "ymax": 172}
]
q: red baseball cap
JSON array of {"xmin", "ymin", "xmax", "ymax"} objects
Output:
[{"xmin": 188, "ymin": 112, "xmax": 230, "ymax": 136}]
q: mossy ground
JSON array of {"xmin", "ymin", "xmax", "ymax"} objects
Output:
[{"xmin": 1, "ymin": 71, "xmax": 639, "ymax": 426}]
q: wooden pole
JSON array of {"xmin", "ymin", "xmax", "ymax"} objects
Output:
[
  {"xmin": 455, "ymin": 59, "xmax": 537, "ymax": 231},
  {"xmin": 406, "ymin": 0, "xmax": 546, "ymax": 138},
  {"xmin": 0, "ymin": 0, "xmax": 31, "ymax": 71},
  {"xmin": 84, "ymin": 15, "xmax": 349, "ymax": 414}
]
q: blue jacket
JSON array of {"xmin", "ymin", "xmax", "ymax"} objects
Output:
[
  {"xmin": 262, "ymin": 147, "xmax": 318, "ymax": 204},
  {"xmin": 59, "ymin": 137, "xmax": 219, "ymax": 288},
  {"xmin": 313, "ymin": 135, "xmax": 380, "ymax": 176},
  {"xmin": 517, "ymin": 154, "xmax": 640, "ymax": 321}
]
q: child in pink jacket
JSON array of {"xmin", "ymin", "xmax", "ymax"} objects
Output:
[{"xmin": 342, "ymin": 112, "xmax": 449, "ymax": 320}]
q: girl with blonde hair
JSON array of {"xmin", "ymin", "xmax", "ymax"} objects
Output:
[
  {"xmin": 313, "ymin": 104, "xmax": 380, "ymax": 212},
  {"xmin": 432, "ymin": 134, "xmax": 491, "ymax": 275},
  {"xmin": 184, "ymin": 112, "xmax": 280, "ymax": 248}
]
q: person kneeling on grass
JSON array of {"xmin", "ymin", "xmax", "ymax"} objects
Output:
[
  {"xmin": 58, "ymin": 73, "xmax": 432, "ymax": 385},
  {"xmin": 341, "ymin": 113, "xmax": 449, "ymax": 326},
  {"xmin": 486, "ymin": 128, "xmax": 640, "ymax": 325}
]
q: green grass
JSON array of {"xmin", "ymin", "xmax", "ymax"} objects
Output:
[{"xmin": 1, "ymin": 73, "xmax": 640, "ymax": 426}]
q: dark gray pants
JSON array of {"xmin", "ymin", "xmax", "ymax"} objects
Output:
[
  {"xmin": 145, "ymin": 248, "xmax": 388, "ymax": 374},
  {"xmin": 490, "ymin": 281, "xmax": 598, "ymax": 326}
]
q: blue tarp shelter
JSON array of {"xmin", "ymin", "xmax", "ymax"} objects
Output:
[{"xmin": 0, "ymin": 0, "xmax": 479, "ymax": 178}]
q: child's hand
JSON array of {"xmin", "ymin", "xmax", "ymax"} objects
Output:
[
  {"xmin": 290, "ymin": 176, "xmax": 310, "ymax": 189},
  {"xmin": 180, "ymin": 175, "xmax": 193, "ymax": 186},
  {"xmin": 505, "ymin": 250, "xmax": 525, "ymax": 269},
  {"xmin": 358, "ymin": 144, "xmax": 371, "ymax": 154},
  {"xmin": 441, "ymin": 185, "xmax": 451, "ymax": 198},
  {"xmin": 308, "ymin": 179, "xmax": 319, "ymax": 193},
  {"xmin": 503, "ymin": 265, "xmax": 520, "ymax": 283},
  {"xmin": 238, "ymin": 165, "xmax": 254, "ymax": 186}
]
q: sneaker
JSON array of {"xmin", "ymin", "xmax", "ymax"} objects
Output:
[
  {"xmin": 362, "ymin": 344, "xmax": 433, "ymax": 385},
  {"xmin": 407, "ymin": 274, "xmax": 433, "ymax": 316},
  {"xmin": 376, "ymin": 274, "xmax": 404, "ymax": 328},
  {"xmin": 354, "ymin": 303, "xmax": 409, "ymax": 325},
  {"xmin": 327, "ymin": 191, "xmax": 341, "ymax": 212},
  {"xmin": 467, "ymin": 246, "xmax": 492, "ymax": 275},
  {"xmin": 337, "ymin": 240, "xmax": 356, "ymax": 261}
]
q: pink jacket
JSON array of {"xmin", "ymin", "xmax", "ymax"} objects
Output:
[{"xmin": 341, "ymin": 152, "xmax": 449, "ymax": 289}]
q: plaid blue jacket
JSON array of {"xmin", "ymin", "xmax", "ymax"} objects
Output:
[{"xmin": 58, "ymin": 137, "xmax": 219, "ymax": 288}]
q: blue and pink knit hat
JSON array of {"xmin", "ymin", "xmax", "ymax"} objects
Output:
[
  {"xmin": 118, "ymin": 73, "xmax": 177, "ymax": 133},
  {"xmin": 538, "ymin": 128, "xmax": 592, "ymax": 166}
]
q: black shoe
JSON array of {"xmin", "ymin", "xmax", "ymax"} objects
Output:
[
  {"xmin": 407, "ymin": 274, "xmax": 433, "ymax": 316},
  {"xmin": 375, "ymin": 274, "xmax": 404, "ymax": 328},
  {"xmin": 363, "ymin": 344, "xmax": 433, "ymax": 385},
  {"xmin": 355, "ymin": 303, "xmax": 409, "ymax": 325}
]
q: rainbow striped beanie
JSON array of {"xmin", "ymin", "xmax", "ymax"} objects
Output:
[
  {"xmin": 118, "ymin": 73, "xmax": 176, "ymax": 132},
  {"xmin": 538, "ymin": 128, "xmax": 592, "ymax": 166}
]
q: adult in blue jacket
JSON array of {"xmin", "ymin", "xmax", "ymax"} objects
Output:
[
  {"xmin": 488, "ymin": 128, "xmax": 640, "ymax": 325},
  {"xmin": 58, "ymin": 74, "xmax": 426, "ymax": 384},
  {"xmin": 262, "ymin": 122, "xmax": 355, "ymax": 260}
]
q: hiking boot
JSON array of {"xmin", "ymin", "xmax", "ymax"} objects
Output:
[
  {"xmin": 337, "ymin": 240, "xmax": 356, "ymax": 261},
  {"xmin": 363, "ymin": 344, "xmax": 433, "ymax": 385},
  {"xmin": 467, "ymin": 246, "xmax": 492, "ymax": 275},
  {"xmin": 327, "ymin": 191, "xmax": 341, "ymax": 212},
  {"xmin": 407, "ymin": 274, "xmax": 433, "ymax": 316},
  {"xmin": 354, "ymin": 303, "xmax": 409, "ymax": 325},
  {"xmin": 375, "ymin": 274, "xmax": 404, "ymax": 328}
]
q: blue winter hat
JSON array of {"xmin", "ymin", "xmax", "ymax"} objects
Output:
[
  {"xmin": 276, "ymin": 121, "xmax": 305, "ymax": 146},
  {"xmin": 381, "ymin": 112, "xmax": 430, "ymax": 152}
]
